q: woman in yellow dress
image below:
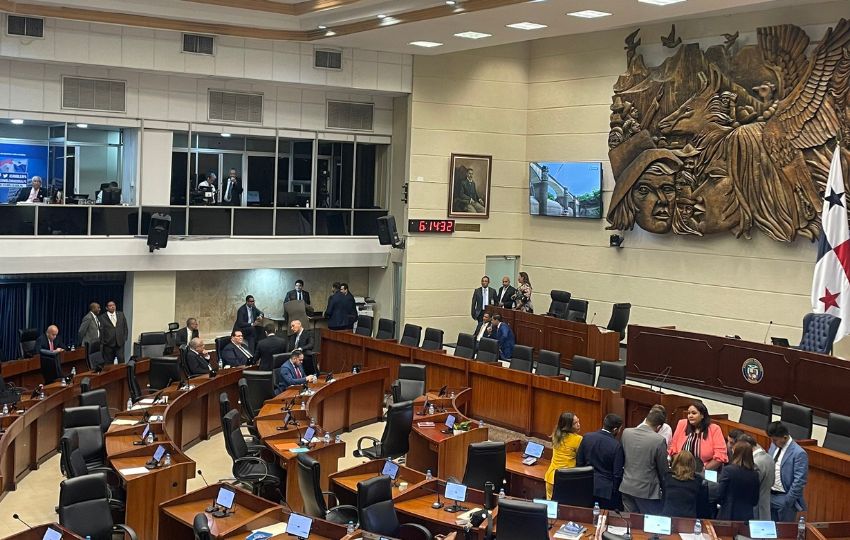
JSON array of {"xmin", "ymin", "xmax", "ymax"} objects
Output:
[{"xmin": 545, "ymin": 411, "xmax": 583, "ymax": 499}]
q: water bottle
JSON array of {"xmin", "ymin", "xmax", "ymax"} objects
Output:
[
  {"xmin": 797, "ymin": 516, "xmax": 806, "ymax": 540},
  {"xmin": 70, "ymin": 366, "xmax": 76, "ymax": 378},
  {"xmin": 1, "ymin": 403, "xmax": 8, "ymax": 416},
  {"xmin": 428, "ymin": 403, "xmax": 435, "ymax": 415},
  {"xmin": 39, "ymin": 388, "xmax": 45, "ymax": 400},
  {"xmin": 301, "ymin": 400, "xmax": 307, "ymax": 410},
  {"xmin": 449, "ymin": 390, "xmax": 455, "ymax": 399},
  {"xmin": 335, "ymin": 434, "xmax": 342, "ymax": 444},
  {"xmin": 163, "ymin": 452, "xmax": 171, "ymax": 466},
  {"xmin": 593, "ymin": 502, "xmax": 601, "ymax": 527},
  {"xmin": 146, "ymin": 431, "xmax": 154, "ymax": 444},
  {"xmin": 426, "ymin": 469, "xmax": 433, "ymax": 481},
  {"xmin": 694, "ymin": 519, "xmax": 703, "ymax": 538},
  {"xmin": 61, "ymin": 377, "xmax": 67, "ymax": 387},
  {"xmin": 346, "ymin": 521, "xmax": 355, "ymax": 534},
  {"xmin": 218, "ymin": 358, "xmax": 223, "ymax": 370},
  {"xmin": 323, "ymin": 431, "xmax": 331, "ymax": 444},
  {"xmin": 127, "ymin": 397, "xmax": 133, "ymax": 410},
  {"xmin": 478, "ymin": 419, "xmax": 485, "ymax": 428},
  {"xmin": 498, "ymin": 488, "xmax": 506, "ymax": 499},
  {"xmin": 310, "ymin": 417, "xmax": 316, "ymax": 427}
]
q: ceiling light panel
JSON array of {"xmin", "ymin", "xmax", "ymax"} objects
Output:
[
  {"xmin": 639, "ymin": 0, "xmax": 686, "ymax": 5},
  {"xmin": 567, "ymin": 10, "xmax": 612, "ymax": 18},
  {"xmin": 409, "ymin": 41, "xmax": 443, "ymax": 48},
  {"xmin": 454, "ymin": 31, "xmax": 492, "ymax": 39},
  {"xmin": 506, "ymin": 22, "xmax": 548, "ymax": 30}
]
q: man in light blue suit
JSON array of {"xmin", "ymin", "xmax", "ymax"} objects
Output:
[{"xmin": 766, "ymin": 421, "xmax": 808, "ymax": 522}]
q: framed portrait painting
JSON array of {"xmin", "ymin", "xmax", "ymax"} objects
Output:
[{"xmin": 448, "ymin": 153, "xmax": 492, "ymax": 219}]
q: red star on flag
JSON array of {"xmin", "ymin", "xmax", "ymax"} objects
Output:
[{"xmin": 820, "ymin": 288, "xmax": 840, "ymax": 311}]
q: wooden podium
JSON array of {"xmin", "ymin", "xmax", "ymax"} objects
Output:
[{"xmin": 620, "ymin": 384, "xmax": 693, "ymax": 427}]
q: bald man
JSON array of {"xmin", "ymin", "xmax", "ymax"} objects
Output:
[
  {"xmin": 16, "ymin": 176, "xmax": 46, "ymax": 203},
  {"xmin": 35, "ymin": 325, "xmax": 66, "ymax": 353}
]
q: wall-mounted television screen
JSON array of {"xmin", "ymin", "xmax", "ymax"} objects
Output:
[{"xmin": 529, "ymin": 161, "xmax": 603, "ymax": 219}]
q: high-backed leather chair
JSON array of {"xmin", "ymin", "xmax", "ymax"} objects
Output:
[
  {"xmin": 222, "ymin": 409, "xmax": 284, "ymax": 499},
  {"xmin": 296, "ymin": 453, "xmax": 358, "ymax": 524},
  {"xmin": 354, "ymin": 400, "xmax": 413, "ymax": 460},
  {"xmin": 494, "ymin": 498, "xmax": 549, "ymax": 540},
  {"xmin": 79, "ymin": 388, "xmax": 112, "ymax": 432},
  {"xmin": 58, "ymin": 475, "xmax": 137, "ymax": 540},
  {"xmin": 461, "ymin": 441, "xmax": 506, "ymax": 490},
  {"xmin": 606, "ymin": 303, "xmax": 631, "ymax": 341},
  {"xmin": 399, "ymin": 324, "xmax": 422, "ymax": 347},
  {"xmin": 376, "ymin": 318, "xmax": 396, "ymax": 340},
  {"xmin": 569, "ymin": 355, "xmax": 596, "ymax": 386},
  {"xmin": 551, "ymin": 466, "xmax": 595, "ymax": 507},
  {"xmin": 215, "ymin": 336, "xmax": 232, "ymax": 360},
  {"xmin": 126, "ymin": 359, "xmax": 148, "ymax": 403},
  {"xmin": 509, "ymin": 357, "xmax": 533, "ymax": 372},
  {"xmin": 566, "ymin": 299, "xmax": 589, "ymax": 323},
  {"xmin": 18, "ymin": 328, "xmax": 39, "ymax": 358},
  {"xmin": 824, "ymin": 413, "xmax": 850, "ymax": 453},
  {"xmin": 242, "ymin": 371, "xmax": 275, "ymax": 419},
  {"xmin": 798, "ymin": 313, "xmax": 840, "ymax": 354},
  {"xmin": 136, "ymin": 331, "xmax": 167, "ymax": 358},
  {"xmin": 193, "ymin": 513, "xmax": 211, "ymax": 540},
  {"xmin": 421, "ymin": 328, "xmax": 444, "ymax": 350},
  {"xmin": 512, "ymin": 344, "xmax": 532, "ymax": 363},
  {"xmin": 781, "ymin": 402, "xmax": 813, "ymax": 440},
  {"xmin": 392, "ymin": 364, "xmax": 426, "ymax": 403},
  {"xmin": 477, "ymin": 338, "xmax": 500, "ymax": 362},
  {"xmin": 595, "ymin": 361, "xmax": 625, "ymax": 391},
  {"xmin": 546, "ymin": 290, "xmax": 572, "ymax": 319},
  {"xmin": 454, "ymin": 333, "xmax": 476, "ymax": 359},
  {"xmin": 739, "ymin": 392, "xmax": 773, "ymax": 430},
  {"xmin": 536, "ymin": 349, "xmax": 561, "ymax": 376},
  {"xmin": 357, "ymin": 476, "xmax": 432, "ymax": 539},
  {"xmin": 355, "ymin": 315, "xmax": 374, "ymax": 337}
]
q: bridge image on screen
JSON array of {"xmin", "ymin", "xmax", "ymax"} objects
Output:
[{"xmin": 529, "ymin": 161, "xmax": 602, "ymax": 219}]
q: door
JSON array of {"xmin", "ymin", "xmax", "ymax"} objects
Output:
[
  {"xmin": 485, "ymin": 256, "xmax": 519, "ymax": 287},
  {"xmin": 246, "ymin": 155, "xmax": 275, "ymax": 206}
]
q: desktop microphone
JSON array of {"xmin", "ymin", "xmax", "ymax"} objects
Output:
[
  {"xmin": 612, "ymin": 510, "xmax": 632, "ymax": 540},
  {"xmin": 649, "ymin": 366, "xmax": 672, "ymax": 392},
  {"xmin": 590, "ymin": 312, "xmax": 597, "ymax": 325},
  {"xmin": 197, "ymin": 469, "xmax": 210, "ymax": 487},
  {"xmin": 197, "ymin": 470, "xmax": 218, "ymax": 512},
  {"xmin": 12, "ymin": 514, "xmax": 32, "ymax": 530},
  {"xmin": 426, "ymin": 481, "xmax": 445, "ymax": 509},
  {"xmin": 763, "ymin": 320, "xmax": 774, "ymax": 344}
]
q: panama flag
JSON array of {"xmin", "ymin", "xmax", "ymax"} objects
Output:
[{"xmin": 812, "ymin": 146, "xmax": 850, "ymax": 341}]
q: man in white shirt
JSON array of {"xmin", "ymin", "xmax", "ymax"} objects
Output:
[
  {"xmin": 473, "ymin": 312, "xmax": 493, "ymax": 350},
  {"xmin": 638, "ymin": 404, "xmax": 672, "ymax": 446},
  {"xmin": 470, "ymin": 276, "xmax": 496, "ymax": 323},
  {"xmin": 16, "ymin": 176, "xmax": 45, "ymax": 203},
  {"xmin": 78, "ymin": 302, "xmax": 102, "ymax": 348},
  {"xmin": 766, "ymin": 421, "xmax": 808, "ymax": 522}
]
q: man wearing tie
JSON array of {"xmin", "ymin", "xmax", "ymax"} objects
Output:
[
  {"xmin": 235, "ymin": 295, "xmax": 264, "ymax": 351},
  {"xmin": 78, "ymin": 302, "xmax": 102, "ymax": 349},
  {"xmin": 177, "ymin": 318, "xmax": 200, "ymax": 346},
  {"xmin": 220, "ymin": 330, "xmax": 254, "ymax": 366},
  {"xmin": 221, "ymin": 168, "xmax": 243, "ymax": 206},
  {"xmin": 496, "ymin": 276, "xmax": 517, "ymax": 309},
  {"xmin": 185, "ymin": 337, "xmax": 212, "ymax": 376},
  {"xmin": 473, "ymin": 312, "xmax": 493, "ymax": 352},
  {"xmin": 99, "ymin": 300, "xmax": 128, "ymax": 364},
  {"xmin": 277, "ymin": 349, "xmax": 316, "ymax": 393},
  {"xmin": 287, "ymin": 320, "xmax": 313, "ymax": 353},
  {"xmin": 35, "ymin": 325, "xmax": 66, "ymax": 352},
  {"xmin": 471, "ymin": 276, "xmax": 496, "ymax": 323},
  {"xmin": 766, "ymin": 421, "xmax": 808, "ymax": 522},
  {"xmin": 284, "ymin": 280, "xmax": 311, "ymax": 305},
  {"xmin": 16, "ymin": 176, "xmax": 46, "ymax": 203}
]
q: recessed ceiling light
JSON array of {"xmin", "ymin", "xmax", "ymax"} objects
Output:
[
  {"xmin": 639, "ymin": 0, "xmax": 686, "ymax": 4},
  {"xmin": 11, "ymin": 119, "xmax": 24, "ymax": 125},
  {"xmin": 377, "ymin": 13, "xmax": 386, "ymax": 19},
  {"xmin": 445, "ymin": 0, "xmax": 456, "ymax": 4},
  {"xmin": 506, "ymin": 21, "xmax": 548, "ymax": 30},
  {"xmin": 325, "ymin": 30, "xmax": 336, "ymax": 36},
  {"xmin": 454, "ymin": 31, "xmax": 492, "ymax": 39},
  {"xmin": 221, "ymin": 133, "xmax": 231, "ymax": 138},
  {"xmin": 567, "ymin": 10, "xmax": 612, "ymax": 18},
  {"xmin": 409, "ymin": 41, "xmax": 443, "ymax": 48},
  {"xmin": 75, "ymin": 123, "xmax": 88, "ymax": 128},
  {"xmin": 318, "ymin": 25, "xmax": 327, "ymax": 29},
  {"xmin": 380, "ymin": 17, "xmax": 399, "ymax": 26}
]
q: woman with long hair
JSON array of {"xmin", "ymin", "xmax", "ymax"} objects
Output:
[
  {"xmin": 717, "ymin": 441, "xmax": 760, "ymax": 520},
  {"xmin": 544, "ymin": 411, "xmax": 582, "ymax": 499},
  {"xmin": 513, "ymin": 271, "xmax": 534, "ymax": 313},
  {"xmin": 661, "ymin": 450, "xmax": 707, "ymax": 517},
  {"xmin": 669, "ymin": 401, "xmax": 728, "ymax": 470}
]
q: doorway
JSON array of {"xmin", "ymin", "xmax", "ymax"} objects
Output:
[{"xmin": 485, "ymin": 256, "xmax": 520, "ymax": 288}]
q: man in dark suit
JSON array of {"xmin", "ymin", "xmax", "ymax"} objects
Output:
[
  {"xmin": 287, "ymin": 320, "xmax": 313, "ymax": 352},
  {"xmin": 78, "ymin": 302, "xmax": 102, "ymax": 349},
  {"xmin": 577, "ymin": 413, "xmax": 625, "ymax": 509},
  {"xmin": 284, "ymin": 280, "xmax": 311, "ymax": 305},
  {"xmin": 176, "ymin": 318, "xmax": 200, "ymax": 346},
  {"xmin": 220, "ymin": 330, "xmax": 254, "ymax": 366},
  {"xmin": 767, "ymin": 421, "xmax": 809, "ymax": 522},
  {"xmin": 620, "ymin": 408, "xmax": 668, "ymax": 514},
  {"xmin": 255, "ymin": 323, "xmax": 287, "ymax": 371},
  {"xmin": 276, "ymin": 350, "xmax": 316, "ymax": 393},
  {"xmin": 99, "ymin": 300, "xmax": 128, "ymax": 364},
  {"xmin": 495, "ymin": 276, "xmax": 517, "ymax": 309},
  {"xmin": 491, "ymin": 314, "xmax": 515, "ymax": 360},
  {"xmin": 234, "ymin": 295, "xmax": 264, "ymax": 351},
  {"xmin": 16, "ymin": 176, "xmax": 46, "ymax": 203},
  {"xmin": 473, "ymin": 312, "xmax": 493, "ymax": 351},
  {"xmin": 221, "ymin": 168, "xmax": 243, "ymax": 206},
  {"xmin": 326, "ymin": 282, "xmax": 357, "ymax": 331},
  {"xmin": 35, "ymin": 325, "xmax": 66, "ymax": 352},
  {"xmin": 185, "ymin": 337, "xmax": 211, "ymax": 376},
  {"xmin": 471, "ymin": 276, "xmax": 496, "ymax": 323}
]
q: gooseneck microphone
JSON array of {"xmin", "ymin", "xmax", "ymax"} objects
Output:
[
  {"xmin": 12, "ymin": 514, "xmax": 32, "ymax": 529},
  {"xmin": 763, "ymin": 320, "xmax": 774, "ymax": 344},
  {"xmin": 590, "ymin": 312, "xmax": 597, "ymax": 325},
  {"xmin": 197, "ymin": 469, "xmax": 210, "ymax": 487},
  {"xmin": 197, "ymin": 470, "xmax": 218, "ymax": 513},
  {"xmin": 612, "ymin": 510, "xmax": 632, "ymax": 540}
]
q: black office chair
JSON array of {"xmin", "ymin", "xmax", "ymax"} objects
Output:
[
  {"xmin": 271, "ymin": 352, "xmax": 288, "ymax": 372},
  {"xmin": 357, "ymin": 476, "xmax": 432, "ymax": 539},
  {"xmin": 781, "ymin": 402, "xmax": 813, "ymax": 440},
  {"xmin": 477, "ymin": 337, "xmax": 500, "ymax": 362},
  {"xmin": 739, "ymin": 392, "xmax": 773, "ymax": 430},
  {"xmin": 238, "ymin": 379, "xmax": 260, "ymax": 439},
  {"xmin": 86, "ymin": 343, "xmax": 106, "ymax": 372},
  {"xmin": 569, "ymin": 355, "xmax": 596, "ymax": 386},
  {"xmin": 824, "ymin": 413, "xmax": 850, "ymax": 453},
  {"xmin": 221, "ymin": 392, "xmax": 262, "ymax": 452},
  {"xmin": 126, "ymin": 359, "xmax": 150, "ymax": 404},
  {"xmin": 62, "ymin": 422, "xmax": 107, "ymax": 470},
  {"xmin": 222, "ymin": 409, "xmax": 284, "ymax": 501},
  {"xmin": 606, "ymin": 303, "xmax": 631, "ymax": 341},
  {"xmin": 58, "ymin": 474, "xmax": 137, "ymax": 540},
  {"xmin": 193, "ymin": 513, "xmax": 211, "ymax": 540},
  {"xmin": 355, "ymin": 315, "xmax": 374, "ymax": 337},
  {"xmin": 494, "ymin": 498, "xmax": 549, "ymax": 540},
  {"xmin": 392, "ymin": 364, "xmax": 426, "ymax": 403},
  {"xmin": 399, "ymin": 324, "xmax": 422, "ymax": 347},
  {"xmin": 243, "ymin": 371, "xmax": 275, "ymax": 419},
  {"xmin": 59, "ymin": 430, "xmax": 126, "ymax": 509},
  {"xmin": 296, "ymin": 453, "xmax": 359, "ymax": 525},
  {"xmin": 595, "ymin": 361, "xmax": 625, "ymax": 391},
  {"xmin": 461, "ymin": 441, "xmax": 506, "ymax": 491},
  {"xmin": 454, "ymin": 333, "xmax": 476, "ymax": 359},
  {"xmin": 354, "ymin": 400, "xmax": 414, "ymax": 460},
  {"xmin": 566, "ymin": 299, "xmax": 589, "ymax": 323},
  {"xmin": 136, "ymin": 331, "xmax": 167, "ymax": 357},
  {"xmin": 421, "ymin": 328, "xmax": 444, "ymax": 350},
  {"xmin": 551, "ymin": 466, "xmax": 595, "ymax": 507},
  {"xmin": 168, "ymin": 322, "xmax": 180, "ymax": 332},
  {"xmin": 509, "ymin": 357, "xmax": 533, "ymax": 372},
  {"xmin": 546, "ymin": 290, "xmax": 572, "ymax": 319},
  {"xmin": 798, "ymin": 313, "xmax": 841, "ymax": 354},
  {"xmin": 80, "ymin": 388, "xmax": 114, "ymax": 432},
  {"xmin": 215, "ymin": 336, "xmax": 232, "ymax": 360},
  {"xmin": 536, "ymin": 349, "xmax": 561, "ymax": 376},
  {"xmin": 376, "ymin": 318, "xmax": 396, "ymax": 340},
  {"xmin": 18, "ymin": 328, "xmax": 39, "ymax": 358},
  {"xmin": 512, "ymin": 344, "xmax": 532, "ymax": 363}
]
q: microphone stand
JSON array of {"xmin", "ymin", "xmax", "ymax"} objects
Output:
[{"xmin": 612, "ymin": 510, "xmax": 632, "ymax": 540}]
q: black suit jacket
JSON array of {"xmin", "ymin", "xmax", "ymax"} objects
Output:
[
  {"xmin": 284, "ymin": 289, "xmax": 311, "ymax": 305},
  {"xmin": 176, "ymin": 327, "xmax": 199, "ymax": 345},
  {"xmin": 185, "ymin": 349, "xmax": 211, "ymax": 376},
  {"xmin": 471, "ymin": 287, "xmax": 497, "ymax": 321},
  {"xmin": 220, "ymin": 342, "xmax": 253, "ymax": 366},
  {"xmin": 16, "ymin": 186, "xmax": 46, "ymax": 203},
  {"xmin": 255, "ymin": 334, "xmax": 288, "ymax": 371},
  {"xmin": 661, "ymin": 473, "xmax": 707, "ymax": 518},
  {"xmin": 576, "ymin": 429, "xmax": 625, "ymax": 501},
  {"xmin": 326, "ymin": 292, "xmax": 357, "ymax": 330},
  {"xmin": 496, "ymin": 285, "xmax": 517, "ymax": 309},
  {"xmin": 235, "ymin": 304, "xmax": 264, "ymax": 332},
  {"xmin": 717, "ymin": 464, "xmax": 760, "ymax": 520},
  {"xmin": 221, "ymin": 178, "xmax": 243, "ymax": 205},
  {"xmin": 35, "ymin": 333, "xmax": 65, "ymax": 352},
  {"xmin": 99, "ymin": 312, "xmax": 128, "ymax": 347},
  {"xmin": 287, "ymin": 329, "xmax": 313, "ymax": 352}
]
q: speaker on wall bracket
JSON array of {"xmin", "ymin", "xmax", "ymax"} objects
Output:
[
  {"xmin": 147, "ymin": 213, "xmax": 171, "ymax": 253},
  {"xmin": 376, "ymin": 215, "xmax": 404, "ymax": 249}
]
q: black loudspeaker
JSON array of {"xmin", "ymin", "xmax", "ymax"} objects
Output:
[
  {"xmin": 147, "ymin": 213, "xmax": 171, "ymax": 253},
  {"xmin": 376, "ymin": 215, "xmax": 400, "ymax": 246}
]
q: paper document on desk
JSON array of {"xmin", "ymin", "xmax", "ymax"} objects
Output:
[
  {"xmin": 680, "ymin": 534, "xmax": 702, "ymax": 540},
  {"xmin": 139, "ymin": 398, "xmax": 156, "ymax": 404},
  {"xmin": 118, "ymin": 467, "xmax": 151, "ymax": 476},
  {"xmin": 111, "ymin": 419, "xmax": 138, "ymax": 426},
  {"xmin": 607, "ymin": 527, "xmax": 628, "ymax": 536},
  {"xmin": 251, "ymin": 522, "xmax": 287, "ymax": 535}
]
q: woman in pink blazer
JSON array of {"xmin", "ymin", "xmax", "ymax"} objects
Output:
[{"xmin": 669, "ymin": 401, "xmax": 728, "ymax": 471}]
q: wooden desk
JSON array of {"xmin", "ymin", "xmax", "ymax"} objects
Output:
[
  {"xmin": 163, "ymin": 367, "xmax": 244, "ymax": 449},
  {"xmin": 809, "ymin": 521, "xmax": 850, "ymax": 540},
  {"xmin": 504, "ymin": 439, "xmax": 550, "ymax": 500},
  {"xmin": 407, "ymin": 412, "xmax": 489, "ymax": 480},
  {"xmin": 328, "ymin": 459, "xmax": 427, "ymax": 507},
  {"xmin": 620, "ymin": 385, "xmax": 693, "ymax": 428},
  {"xmin": 1, "ymin": 524, "xmax": 84, "ymax": 539},
  {"xmin": 1, "ymin": 348, "xmax": 88, "ymax": 388},
  {"xmin": 393, "ymin": 480, "xmax": 489, "ymax": 540}
]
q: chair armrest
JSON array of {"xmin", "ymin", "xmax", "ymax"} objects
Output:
[
  {"xmin": 400, "ymin": 522, "xmax": 433, "ymax": 540},
  {"xmin": 114, "ymin": 523, "xmax": 138, "ymax": 540},
  {"xmin": 233, "ymin": 456, "xmax": 272, "ymax": 483},
  {"xmin": 356, "ymin": 436, "xmax": 380, "ymax": 453},
  {"xmin": 328, "ymin": 503, "xmax": 358, "ymax": 515},
  {"xmin": 322, "ymin": 490, "xmax": 343, "ymax": 507}
]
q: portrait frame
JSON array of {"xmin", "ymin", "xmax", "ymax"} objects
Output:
[{"xmin": 448, "ymin": 153, "xmax": 492, "ymax": 219}]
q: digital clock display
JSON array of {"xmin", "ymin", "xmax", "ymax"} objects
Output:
[{"xmin": 408, "ymin": 219, "xmax": 456, "ymax": 234}]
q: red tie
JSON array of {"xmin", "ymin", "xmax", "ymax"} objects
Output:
[
  {"xmin": 49, "ymin": 339, "xmax": 54, "ymax": 351},
  {"xmin": 295, "ymin": 366, "xmax": 302, "ymax": 378}
]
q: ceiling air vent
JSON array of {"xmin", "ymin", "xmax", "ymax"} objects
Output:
[
  {"xmin": 327, "ymin": 100, "xmax": 374, "ymax": 131},
  {"xmin": 7, "ymin": 15, "xmax": 43, "ymax": 38},
  {"xmin": 183, "ymin": 33, "xmax": 215, "ymax": 55},
  {"xmin": 208, "ymin": 90, "xmax": 263, "ymax": 124},
  {"xmin": 314, "ymin": 49, "xmax": 343, "ymax": 70},
  {"xmin": 62, "ymin": 77, "xmax": 126, "ymax": 113}
]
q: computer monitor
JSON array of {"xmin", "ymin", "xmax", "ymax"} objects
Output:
[
  {"xmin": 39, "ymin": 350, "xmax": 63, "ymax": 384},
  {"xmin": 643, "ymin": 515, "xmax": 672, "ymax": 536},
  {"xmin": 524, "ymin": 441, "xmax": 544, "ymax": 459},
  {"xmin": 246, "ymin": 191, "xmax": 260, "ymax": 205},
  {"xmin": 445, "ymin": 414, "xmax": 456, "ymax": 429},
  {"xmin": 101, "ymin": 188, "xmax": 122, "ymax": 205},
  {"xmin": 704, "ymin": 469, "xmax": 718, "ymax": 483},
  {"xmin": 301, "ymin": 426, "xmax": 316, "ymax": 445},
  {"xmin": 749, "ymin": 521, "xmax": 778, "ymax": 539},
  {"xmin": 149, "ymin": 357, "xmax": 183, "ymax": 390},
  {"xmin": 216, "ymin": 486, "xmax": 236, "ymax": 510},
  {"xmin": 286, "ymin": 513, "xmax": 313, "ymax": 539},
  {"xmin": 381, "ymin": 460, "xmax": 400, "ymax": 480},
  {"xmin": 533, "ymin": 498, "xmax": 559, "ymax": 520},
  {"xmin": 140, "ymin": 424, "xmax": 151, "ymax": 441}
]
